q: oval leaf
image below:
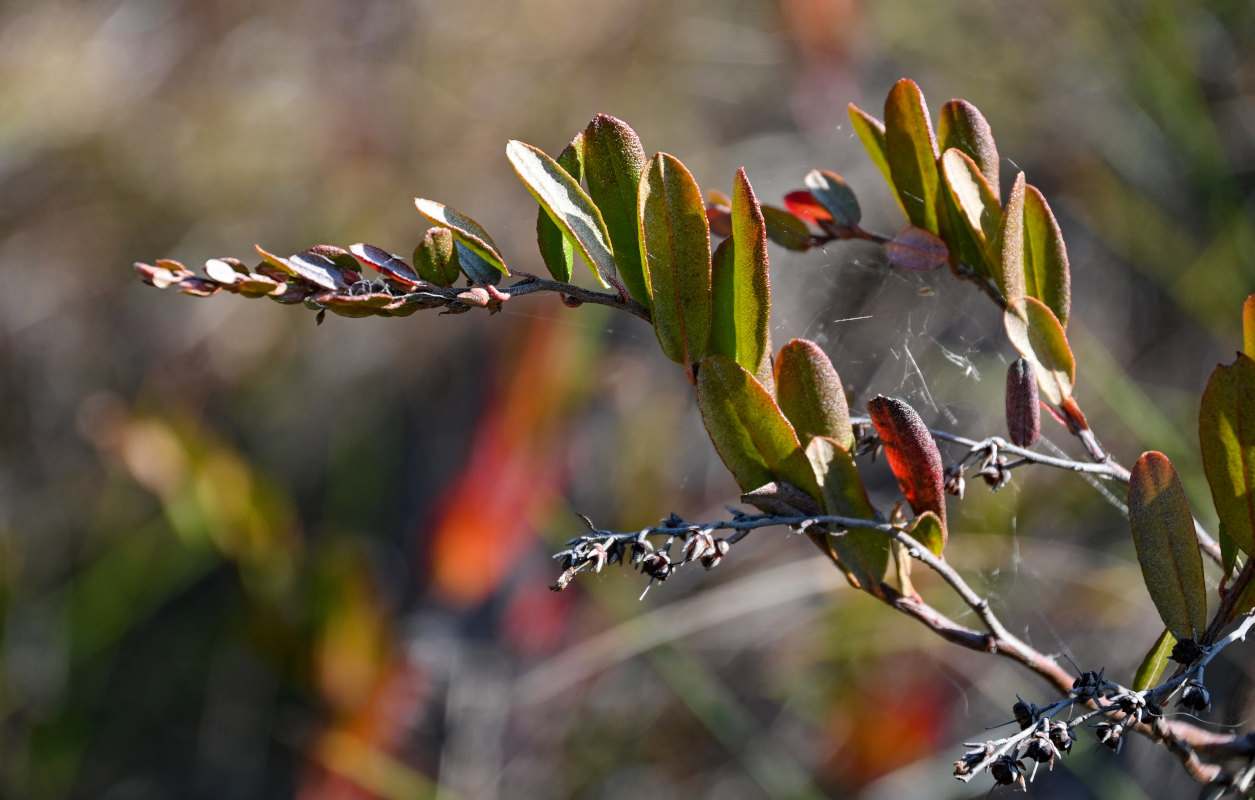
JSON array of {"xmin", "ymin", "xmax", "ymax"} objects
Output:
[
  {"xmin": 1023, "ymin": 184, "xmax": 1072, "ymax": 328},
  {"xmin": 414, "ymin": 198, "xmax": 509, "ymax": 279},
  {"xmin": 802, "ymin": 169, "xmax": 861, "ymax": 227},
  {"xmin": 867, "ymin": 395, "xmax": 948, "ymax": 543},
  {"xmin": 255, "ymin": 245, "xmax": 349, "ymax": 291},
  {"xmin": 583, "ymin": 115, "xmax": 650, "ymax": 304},
  {"xmin": 807, "ymin": 436, "xmax": 887, "ymax": 591},
  {"xmin": 350, "ymin": 243, "xmax": 423, "ymax": 287},
  {"xmin": 707, "ymin": 169, "xmax": 771, "ymax": 374},
  {"xmin": 639, "ymin": 152, "xmax": 711, "ymax": 376},
  {"xmin": 885, "ymin": 225, "xmax": 948, "ymax": 271},
  {"xmin": 413, "ymin": 226, "xmax": 461, "ymax": 287},
  {"xmin": 1004, "ymin": 297, "xmax": 1075, "ymax": 405},
  {"xmin": 761, "ymin": 206, "xmax": 813, "ymax": 251},
  {"xmin": 937, "ymin": 99, "xmax": 999, "ymax": 197},
  {"xmin": 884, "ymin": 78, "xmax": 941, "ymax": 233},
  {"xmin": 1199, "ymin": 353, "xmax": 1255, "ymax": 555},
  {"xmin": 1132, "ymin": 628, "xmax": 1176, "ymax": 692},
  {"xmin": 939, "ymin": 147, "xmax": 1001, "ymax": 279},
  {"xmin": 994, "ymin": 172, "xmax": 1027, "ymax": 304},
  {"xmin": 847, "ymin": 103, "xmax": 899, "ymax": 213},
  {"xmin": 507, "ymin": 139, "xmax": 616, "ymax": 288},
  {"xmin": 536, "ymin": 134, "xmax": 584, "ymax": 283},
  {"xmin": 775, "ymin": 339, "xmax": 854, "ymax": 450},
  {"xmin": 696, "ymin": 354, "xmax": 820, "ymax": 501},
  {"xmin": 1128, "ymin": 451, "xmax": 1208, "ymax": 641}
]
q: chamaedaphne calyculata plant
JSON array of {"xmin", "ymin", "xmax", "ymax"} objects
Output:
[{"xmin": 137, "ymin": 79, "xmax": 1255, "ymax": 795}]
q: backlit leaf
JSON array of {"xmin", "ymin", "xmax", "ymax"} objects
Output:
[
  {"xmin": 505, "ymin": 139, "xmax": 615, "ymax": 287},
  {"xmin": 707, "ymin": 169, "xmax": 771, "ymax": 373},
  {"xmin": 847, "ymin": 103, "xmax": 898, "ymax": 213},
  {"xmin": 414, "ymin": 198, "xmax": 509, "ymax": 278},
  {"xmin": 884, "ymin": 225, "xmax": 948, "ymax": 271},
  {"xmin": 884, "ymin": 78, "xmax": 941, "ymax": 233},
  {"xmin": 939, "ymin": 148, "xmax": 1000, "ymax": 279},
  {"xmin": 1132, "ymin": 628, "xmax": 1176, "ymax": 692},
  {"xmin": 1199, "ymin": 353, "xmax": 1255, "ymax": 555},
  {"xmin": 696, "ymin": 354, "xmax": 820, "ymax": 501},
  {"xmin": 536, "ymin": 134, "xmax": 584, "ymax": 283},
  {"xmin": 1023, "ymin": 184, "xmax": 1071, "ymax": 328},
  {"xmin": 937, "ymin": 99, "xmax": 999, "ymax": 197},
  {"xmin": 907, "ymin": 510, "xmax": 945, "ymax": 558},
  {"xmin": 783, "ymin": 190, "xmax": 833, "ymax": 225},
  {"xmin": 867, "ymin": 395, "xmax": 948, "ymax": 544},
  {"xmin": 803, "ymin": 170, "xmax": 861, "ymax": 227},
  {"xmin": 1128, "ymin": 451, "xmax": 1208, "ymax": 641},
  {"xmin": 584, "ymin": 115, "xmax": 650, "ymax": 304},
  {"xmin": 1004, "ymin": 297, "xmax": 1075, "ymax": 405},
  {"xmin": 1244, "ymin": 294, "xmax": 1255, "ymax": 355},
  {"xmin": 639, "ymin": 152, "xmax": 711, "ymax": 377},
  {"xmin": 775, "ymin": 339, "xmax": 854, "ymax": 450},
  {"xmin": 807, "ymin": 436, "xmax": 887, "ymax": 591}
]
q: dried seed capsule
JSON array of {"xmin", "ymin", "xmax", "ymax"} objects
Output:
[{"xmin": 1005, "ymin": 357, "xmax": 1041, "ymax": 446}]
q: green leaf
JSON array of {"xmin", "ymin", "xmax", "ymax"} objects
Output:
[
  {"xmin": 639, "ymin": 153, "xmax": 711, "ymax": 377},
  {"xmin": 583, "ymin": 115, "xmax": 650, "ymax": 305},
  {"xmin": 938, "ymin": 148, "xmax": 1001, "ymax": 279},
  {"xmin": 1128, "ymin": 451, "xmax": 1208, "ymax": 641},
  {"xmin": 536, "ymin": 134, "xmax": 584, "ymax": 283},
  {"xmin": 505, "ymin": 139, "xmax": 615, "ymax": 287},
  {"xmin": 413, "ymin": 198, "xmax": 509, "ymax": 280},
  {"xmin": 1220, "ymin": 522, "xmax": 1237, "ymax": 577},
  {"xmin": 907, "ymin": 510, "xmax": 945, "ymax": 558},
  {"xmin": 867, "ymin": 395, "xmax": 948, "ymax": 544},
  {"xmin": 1022, "ymin": 183, "xmax": 1072, "ymax": 328},
  {"xmin": 937, "ymin": 99, "xmax": 999, "ymax": 197},
  {"xmin": 412, "ymin": 227, "xmax": 461, "ymax": 287},
  {"xmin": 807, "ymin": 436, "xmax": 887, "ymax": 591},
  {"xmin": 1199, "ymin": 353, "xmax": 1255, "ymax": 555},
  {"xmin": 761, "ymin": 206, "xmax": 813, "ymax": 251},
  {"xmin": 995, "ymin": 171, "xmax": 1027, "ymax": 304},
  {"xmin": 707, "ymin": 169, "xmax": 771, "ymax": 374},
  {"xmin": 451, "ymin": 242, "xmax": 502, "ymax": 287},
  {"xmin": 1132, "ymin": 628, "xmax": 1176, "ymax": 692},
  {"xmin": 775, "ymin": 338, "xmax": 854, "ymax": 450},
  {"xmin": 802, "ymin": 170, "xmax": 861, "ymax": 227},
  {"xmin": 1004, "ymin": 297, "xmax": 1076, "ymax": 405},
  {"xmin": 883, "ymin": 78, "xmax": 941, "ymax": 233},
  {"xmin": 847, "ymin": 104, "xmax": 899, "ymax": 214},
  {"xmin": 1245, "ymin": 294, "xmax": 1255, "ymax": 355},
  {"xmin": 696, "ymin": 354, "xmax": 820, "ymax": 501}
]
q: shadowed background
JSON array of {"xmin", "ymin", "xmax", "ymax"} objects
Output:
[{"xmin": 2, "ymin": 0, "xmax": 1254, "ymax": 798}]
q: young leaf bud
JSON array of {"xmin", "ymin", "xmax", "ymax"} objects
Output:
[{"xmin": 1005, "ymin": 357, "xmax": 1041, "ymax": 446}]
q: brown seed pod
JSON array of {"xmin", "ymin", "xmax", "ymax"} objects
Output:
[{"xmin": 1005, "ymin": 357, "xmax": 1041, "ymax": 446}]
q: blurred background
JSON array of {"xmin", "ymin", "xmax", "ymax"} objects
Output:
[{"xmin": 2, "ymin": 0, "xmax": 1254, "ymax": 797}]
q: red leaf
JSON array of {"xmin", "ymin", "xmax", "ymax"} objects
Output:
[{"xmin": 867, "ymin": 396, "xmax": 948, "ymax": 545}]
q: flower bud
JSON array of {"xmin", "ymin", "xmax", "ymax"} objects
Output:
[{"xmin": 1005, "ymin": 357, "xmax": 1041, "ymax": 446}]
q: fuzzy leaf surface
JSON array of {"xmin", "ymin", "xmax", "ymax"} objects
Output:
[
  {"xmin": 505, "ymin": 139, "xmax": 615, "ymax": 287},
  {"xmin": 414, "ymin": 198, "xmax": 509, "ymax": 278},
  {"xmin": 775, "ymin": 339, "xmax": 854, "ymax": 450},
  {"xmin": 696, "ymin": 355, "xmax": 820, "ymax": 500},
  {"xmin": 885, "ymin": 226, "xmax": 948, "ymax": 271},
  {"xmin": 807, "ymin": 436, "xmax": 887, "ymax": 591},
  {"xmin": 413, "ymin": 227, "xmax": 461, "ymax": 287},
  {"xmin": 1023, "ymin": 184, "xmax": 1071, "ymax": 328},
  {"xmin": 867, "ymin": 395, "xmax": 947, "ymax": 544},
  {"xmin": 995, "ymin": 172, "xmax": 1027, "ymax": 304},
  {"xmin": 639, "ymin": 152, "xmax": 711, "ymax": 373},
  {"xmin": 1128, "ymin": 451, "xmax": 1208, "ymax": 641},
  {"xmin": 883, "ymin": 78, "xmax": 940, "ymax": 233},
  {"xmin": 1004, "ymin": 297, "xmax": 1075, "ymax": 405},
  {"xmin": 937, "ymin": 99, "xmax": 999, "ymax": 196},
  {"xmin": 536, "ymin": 135, "xmax": 584, "ymax": 283},
  {"xmin": 847, "ymin": 104, "xmax": 899, "ymax": 213},
  {"xmin": 583, "ymin": 115, "xmax": 650, "ymax": 303},
  {"xmin": 1200, "ymin": 353, "xmax": 1255, "ymax": 555}
]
